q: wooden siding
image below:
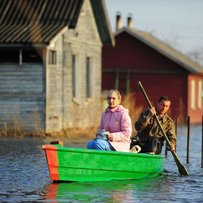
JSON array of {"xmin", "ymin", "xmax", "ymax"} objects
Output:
[{"xmin": 0, "ymin": 64, "xmax": 44, "ymax": 131}]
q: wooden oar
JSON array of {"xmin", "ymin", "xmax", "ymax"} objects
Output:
[{"xmin": 138, "ymin": 81, "xmax": 189, "ymax": 176}]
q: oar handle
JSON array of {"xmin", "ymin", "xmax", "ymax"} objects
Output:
[{"xmin": 138, "ymin": 81, "xmax": 153, "ymax": 108}]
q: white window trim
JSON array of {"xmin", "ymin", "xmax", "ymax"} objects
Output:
[
  {"xmin": 72, "ymin": 54, "xmax": 80, "ymax": 102},
  {"xmin": 191, "ymin": 80, "xmax": 196, "ymax": 110},
  {"xmin": 198, "ymin": 80, "xmax": 202, "ymax": 109}
]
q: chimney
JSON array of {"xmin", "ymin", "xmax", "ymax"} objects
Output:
[
  {"xmin": 116, "ymin": 11, "xmax": 122, "ymax": 31},
  {"xmin": 127, "ymin": 13, "xmax": 133, "ymax": 29}
]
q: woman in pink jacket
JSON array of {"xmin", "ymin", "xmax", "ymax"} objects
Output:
[{"xmin": 87, "ymin": 89, "xmax": 132, "ymax": 152}]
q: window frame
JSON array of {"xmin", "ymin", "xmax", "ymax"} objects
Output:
[
  {"xmin": 48, "ymin": 50, "xmax": 57, "ymax": 65},
  {"xmin": 72, "ymin": 54, "xmax": 80, "ymax": 99},
  {"xmin": 86, "ymin": 56, "xmax": 93, "ymax": 98}
]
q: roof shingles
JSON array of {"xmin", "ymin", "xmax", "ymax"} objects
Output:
[{"xmin": 0, "ymin": 0, "xmax": 84, "ymax": 44}]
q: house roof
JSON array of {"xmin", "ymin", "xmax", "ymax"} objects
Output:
[
  {"xmin": 115, "ymin": 27, "xmax": 203, "ymax": 74},
  {"xmin": 90, "ymin": 0, "xmax": 114, "ymax": 46},
  {"xmin": 0, "ymin": 0, "xmax": 114, "ymax": 46}
]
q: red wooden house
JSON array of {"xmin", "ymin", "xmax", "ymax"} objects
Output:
[{"xmin": 102, "ymin": 15, "xmax": 203, "ymax": 124}]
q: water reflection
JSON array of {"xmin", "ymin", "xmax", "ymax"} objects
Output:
[
  {"xmin": 44, "ymin": 177, "xmax": 165, "ymax": 202},
  {"xmin": 0, "ymin": 125, "xmax": 203, "ymax": 202}
]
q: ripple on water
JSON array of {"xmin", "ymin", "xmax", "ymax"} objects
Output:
[{"xmin": 0, "ymin": 132, "xmax": 203, "ymax": 203}]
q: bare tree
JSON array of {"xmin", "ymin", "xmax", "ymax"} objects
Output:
[{"xmin": 187, "ymin": 47, "xmax": 203, "ymax": 66}]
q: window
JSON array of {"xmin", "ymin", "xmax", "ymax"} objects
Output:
[
  {"xmin": 0, "ymin": 48, "xmax": 42, "ymax": 64},
  {"xmin": 86, "ymin": 57, "xmax": 93, "ymax": 98},
  {"xmin": 72, "ymin": 55, "xmax": 79, "ymax": 98},
  {"xmin": 191, "ymin": 80, "xmax": 196, "ymax": 109},
  {"xmin": 49, "ymin": 50, "xmax": 57, "ymax": 65},
  {"xmin": 0, "ymin": 49, "xmax": 19, "ymax": 63},
  {"xmin": 22, "ymin": 49, "xmax": 42, "ymax": 63},
  {"xmin": 198, "ymin": 80, "xmax": 202, "ymax": 109}
]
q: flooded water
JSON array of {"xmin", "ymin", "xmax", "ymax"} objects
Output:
[{"xmin": 0, "ymin": 125, "xmax": 203, "ymax": 203}]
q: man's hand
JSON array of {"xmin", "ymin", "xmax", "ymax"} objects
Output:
[
  {"xmin": 167, "ymin": 145, "xmax": 176, "ymax": 152},
  {"xmin": 170, "ymin": 146, "xmax": 176, "ymax": 152},
  {"xmin": 146, "ymin": 107, "xmax": 156, "ymax": 122},
  {"xmin": 149, "ymin": 107, "xmax": 156, "ymax": 116}
]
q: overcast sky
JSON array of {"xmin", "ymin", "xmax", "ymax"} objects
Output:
[{"xmin": 105, "ymin": 0, "xmax": 203, "ymax": 64}]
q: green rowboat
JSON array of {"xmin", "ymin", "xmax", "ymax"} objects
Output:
[{"xmin": 42, "ymin": 142, "xmax": 164, "ymax": 182}]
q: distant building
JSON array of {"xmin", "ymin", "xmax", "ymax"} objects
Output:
[
  {"xmin": 102, "ymin": 14, "xmax": 203, "ymax": 123},
  {"xmin": 0, "ymin": 0, "xmax": 114, "ymax": 134}
]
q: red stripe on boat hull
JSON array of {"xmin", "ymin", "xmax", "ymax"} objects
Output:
[{"xmin": 42, "ymin": 145, "xmax": 59, "ymax": 181}]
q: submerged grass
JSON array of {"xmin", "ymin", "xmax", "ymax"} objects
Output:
[{"xmin": 0, "ymin": 92, "xmax": 187, "ymax": 138}]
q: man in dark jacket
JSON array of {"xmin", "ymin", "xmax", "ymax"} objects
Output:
[{"xmin": 131, "ymin": 96, "xmax": 176, "ymax": 154}]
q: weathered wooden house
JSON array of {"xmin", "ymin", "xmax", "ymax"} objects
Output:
[
  {"xmin": 0, "ymin": 0, "xmax": 114, "ymax": 134},
  {"xmin": 102, "ymin": 15, "xmax": 203, "ymax": 123}
]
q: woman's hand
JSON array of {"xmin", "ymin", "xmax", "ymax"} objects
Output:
[{"xmin": 108, "ymin": 133, "xmax": 113, "ymax": 141}]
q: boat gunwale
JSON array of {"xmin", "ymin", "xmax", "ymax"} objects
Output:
[{"xmin": 42, "ymin": 144, "xmax": 164, "ymax": 159}]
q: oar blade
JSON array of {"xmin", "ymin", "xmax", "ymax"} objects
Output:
[{"xmin": 172, "ymin": 151, "xmax": 189, "ymax": 175}]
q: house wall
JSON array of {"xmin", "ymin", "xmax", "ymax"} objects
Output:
[
  {"xmin": 45, "ymin": 40, "xmax": 64, "ymax": 133},
  {"xmin": 45, "ymin": 0, "xmax": 102, "ymax": 133},
  {"xmin": 102, "ymin": 32, "xmax": 191, "ymax": 122},
  {"xmin": 0, "ymin": 63, "xmax": 44, "ymax": 132},
  {"xmin": 130, "ymin": 73, "xmax": 188, "ymax": 121}
]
